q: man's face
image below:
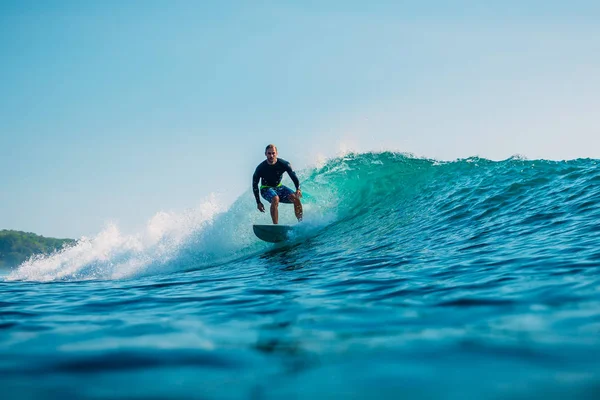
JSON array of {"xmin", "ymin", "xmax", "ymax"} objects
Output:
[{"xmin": 265, "ymin": 148, "xmax": 277, "ymax": 164}]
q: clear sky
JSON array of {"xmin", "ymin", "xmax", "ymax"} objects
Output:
[{"xmin": 1, "ymin": 1, "xmax": 599, "ymax": 238}]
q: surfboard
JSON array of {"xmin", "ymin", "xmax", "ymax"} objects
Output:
[{"xmin": 253, "ymin": 224, "xmax": 294, "ymax": 243}]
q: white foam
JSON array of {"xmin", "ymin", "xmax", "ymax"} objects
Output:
[{"xmin": 6, "ymin": 195, "xmax": 223, "ymax": 282}]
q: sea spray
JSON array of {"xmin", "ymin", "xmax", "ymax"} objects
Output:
[{"xmin": 6, "ymin": 195, "xmax": 223, "ymax": 281}]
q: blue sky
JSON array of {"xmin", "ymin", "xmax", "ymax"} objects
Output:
[{"xmin": 1, "ymin": 1, "xmax": 599, "ymax": 238}]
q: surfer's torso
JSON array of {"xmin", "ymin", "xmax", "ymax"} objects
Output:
[{"xmin": 253, "ymin": 159, "xmax": 298, "ymax": 188}]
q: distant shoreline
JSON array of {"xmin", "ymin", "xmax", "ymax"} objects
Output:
[{"xmin": 0, "ymin": 230, "xmax": 75, "ymax": 271}]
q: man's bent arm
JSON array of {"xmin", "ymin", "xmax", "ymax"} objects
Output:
[{"xmin": 286, "ymin": 166, "xmax": 300, "ymax": 190}]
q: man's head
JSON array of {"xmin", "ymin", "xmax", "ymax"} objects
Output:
[{"xmin": 265, "ymin": 144, "xmax": 278, "ymax": 165}]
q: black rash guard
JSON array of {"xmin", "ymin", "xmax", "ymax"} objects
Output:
[{"xmin": 252, "ymin": 158, "xmax": 300, "ymax": 203}]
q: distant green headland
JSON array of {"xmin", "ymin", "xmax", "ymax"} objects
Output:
[{"xmin": 0, "ymin": 230, "xmax": 76, "ymax": 270}]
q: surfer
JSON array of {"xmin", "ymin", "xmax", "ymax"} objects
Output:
[{"xmin": 253, "ymin": 144, "xmax": 303, "ymax": 224}]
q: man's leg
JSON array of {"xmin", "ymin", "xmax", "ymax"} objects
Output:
[
  {"xmin": 289, "ymin": 194, "xmax": 303, "ymax": 222},
  {"xmin": 270, "ymin": 196, "xmax": 279, "ymax": 224}
]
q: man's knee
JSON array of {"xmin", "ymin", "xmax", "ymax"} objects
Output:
[{"xmin": 272, "ymin": 196, "xmax": 280, "ymax": 205}]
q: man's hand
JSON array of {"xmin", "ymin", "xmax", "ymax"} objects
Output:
[
  {"xmin": 257, "ymin": 202, "xmax": 265, "ymax": 212},
  {"xmin": 295, "ymin": 189, "xmax": 302, "ymax": 199}
]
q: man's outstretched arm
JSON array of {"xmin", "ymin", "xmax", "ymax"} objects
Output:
[{"xmin": 252, "ymin": 171, "xmax": 265, "ymax": 212}]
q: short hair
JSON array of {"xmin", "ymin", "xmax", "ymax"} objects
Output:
[{"xmin": 265, "ymin": 144, "xmax": 277, "ymax": 152}]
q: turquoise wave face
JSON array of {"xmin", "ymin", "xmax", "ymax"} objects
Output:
[{"xmin": 288, "ymin": 153, "xmax": 600, "ymax": 269}]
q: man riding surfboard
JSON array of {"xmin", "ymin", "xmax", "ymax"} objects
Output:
[{"xmin": 252, "ymin": 144, "xmax": 303, "ymax": 224}]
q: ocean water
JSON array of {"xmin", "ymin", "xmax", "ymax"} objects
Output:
[{"xmin": 2, "ymin": 152, "xmax": 600, "ymax": 399}]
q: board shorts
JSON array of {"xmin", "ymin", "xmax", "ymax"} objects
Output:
[{"xmin": 260, "ymin": 185, "xmax": 295, "ymax": 204}]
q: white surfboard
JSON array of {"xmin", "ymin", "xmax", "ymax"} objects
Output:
[{"xmin": 252, "ymin": 224, "xmax": 295, "ymax": 243}]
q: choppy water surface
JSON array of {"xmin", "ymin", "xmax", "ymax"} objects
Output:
[{"xmin": 2, "ymin": 153, "xmax": 600, "ymax": 399}]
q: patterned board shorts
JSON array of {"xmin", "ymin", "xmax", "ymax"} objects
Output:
[{"xmin": 260, "ymin": 185, "xmax": 295, "ymax": 203}]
